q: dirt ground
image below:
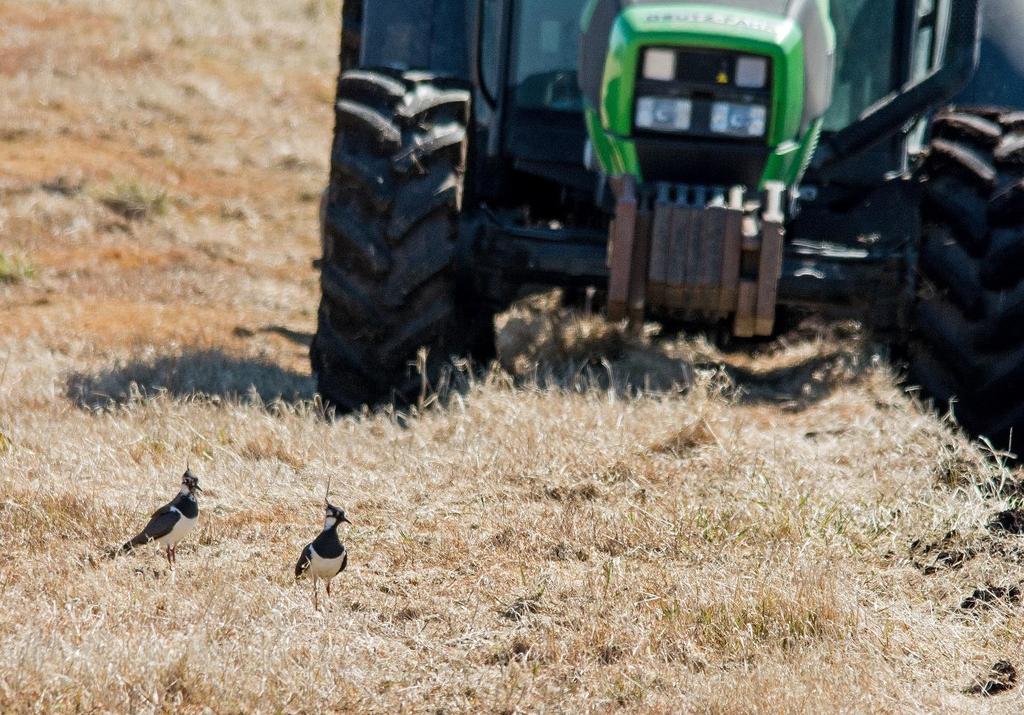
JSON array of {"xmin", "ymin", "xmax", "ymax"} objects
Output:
[{"xmin": 2, "ymin": 1, "xmax": 1024, "ymax": 712}]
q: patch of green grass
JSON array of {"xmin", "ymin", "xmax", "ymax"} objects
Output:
[
  {"xmin": 0, "ymin": 253, "xmax": 37, "ymax": 284},
  {"xmin": 98, "ymin": 179, "xmax": 169, "ymax": 221}
]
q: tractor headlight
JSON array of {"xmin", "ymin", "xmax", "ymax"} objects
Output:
[
  {"xmin": 735, "ymin": 56, "xmax": 769, "ymax": 89},
  {"xmin": 642, "ymin": 49, "xmax": 677, "ymax": 81},
  {"xmin": 635, "ymin": 97, "xmax": 692, "ymax": 133},
  {"xmin": 710, "ymin": 102, "xmax": 767, "ymax": 138}
]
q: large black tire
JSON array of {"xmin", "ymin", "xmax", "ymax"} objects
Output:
[
  {"xmin": 311, "ymin": 68, "xmax": 493, "ymax": 411},
  {"xmin": 910, "ymin": 107, "xmax": 1024, "ymax": 448}
]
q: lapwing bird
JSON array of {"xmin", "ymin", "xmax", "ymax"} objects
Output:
[
  {"xmin": 121, "ymin": 467, "xmax": 202, "ymax": 568},
  {"xmin": 295, "ymin": 486, "xmax": 350, "ymax": 610}
]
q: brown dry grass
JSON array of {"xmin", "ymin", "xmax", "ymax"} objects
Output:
[{"xmin": 2, "ymin": 1, "xmax": 1024, "ymax": 713}]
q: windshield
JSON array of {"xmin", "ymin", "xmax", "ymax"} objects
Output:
[
  {"xmin": 512, "ymin": 0, "xmax": 588, "ymax": 112},
  {"xmin": 821, "ymin": 0, "xmax": 899, "ymax": 131},
  {"xmin": 507, "ymin": 0, "xmax": 909, "ymax": 126}
]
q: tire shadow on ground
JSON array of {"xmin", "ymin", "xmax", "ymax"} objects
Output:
[
  {"xmin": 233, "ymin": 325, "xmax": 313, "ymax": 347},
  {"xmin": 66, "ymin": 349, "xmax": 315, "ymax": 410}
]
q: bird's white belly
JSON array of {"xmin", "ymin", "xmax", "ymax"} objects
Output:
[
  {"xmin": 156, "ymin": 513, "xmax": 197, "ymax": 548},
  {"xmin": 308, "ymin": 547, "xmax": 344, "ymax": 580}
]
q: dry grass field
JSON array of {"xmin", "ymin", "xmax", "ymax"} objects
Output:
[{"xmin": 3, "ymin": 1, "xmax": 1024, "ymax": 712}]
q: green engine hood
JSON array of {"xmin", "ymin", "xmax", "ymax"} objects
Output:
[{"xmin": 580, "ymin": 1, "xmax": 835, "ymax": 188}]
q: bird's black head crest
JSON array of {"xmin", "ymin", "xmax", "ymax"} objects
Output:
[
  {"xmin": 325, "ymin": 502, "xmax": 351, "ymax": 526},
  {"xmin": 182, "ymin": 467, "xmax": 201, "ymax": 493}
]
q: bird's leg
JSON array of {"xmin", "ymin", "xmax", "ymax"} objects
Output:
[
  {"xmin": 166, "ymin": 546, "xmax": 173, "ymax": 568},
  {"xmin": 171, "ymin": 546, "xmax": 177, "ymax": 566},
  {"xmin": 313, "ymin": 579, "xmax": 319, "ymax": 611},
  {"xmin": 326, "ymin": 580, "xmax": 331, "ymax": 598}
]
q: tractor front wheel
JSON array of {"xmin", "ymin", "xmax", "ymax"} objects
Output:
[{"xmin": 311, "ymin": 69, "xmax": 493, "ymax": 412}]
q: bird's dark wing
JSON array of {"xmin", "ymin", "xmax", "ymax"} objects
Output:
[
  {"xmin": 339, "ymin": 549, "xmax": 348, "ymax": 574},
  {"xmin": 295, "ymin": 544, "xmax": 313, "ymax": 579},
  {"xmin": 123, "ymin": 507, "xmax": 178, "ymax": 550}
]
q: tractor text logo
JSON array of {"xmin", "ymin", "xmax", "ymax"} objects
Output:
[{"xmin": 644, "ymin": 11, "xmax": 776, "ymax": 34}]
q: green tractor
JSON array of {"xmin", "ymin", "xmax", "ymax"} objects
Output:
[{"xmin": 311, "ymin": 0, "xmax": 1024, "ymax": 446}]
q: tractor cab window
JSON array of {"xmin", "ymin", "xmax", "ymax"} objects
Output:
[
  {"xmin": 511, "ymin": 0, "xmax": 588, "ymax": 112},
  {"xmin": 823, "ymin": 0, "xmax": 899, "ymax": 132}
]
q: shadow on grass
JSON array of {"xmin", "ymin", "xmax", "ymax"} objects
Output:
[
  {"xmin": 232, "ymin": 324, "xmax": 313, "ymax": 347},
  {"xmin": 495, "ymin": 310, "xmax": 692, "ymax": 396},
  {"xmin": 702, "ymin": 350, "xmax": 867, "ymax": 412},
  {"xmin": 66, "ymin": 349, "xmax": 315, "ymax": 410},
  {"xmin": 494, "ymin": 298, "xmax": 868, "ymax": 412},
  {"xmin": 68, "ymin": 304, "xmax": 866, "ymax": 416}
]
